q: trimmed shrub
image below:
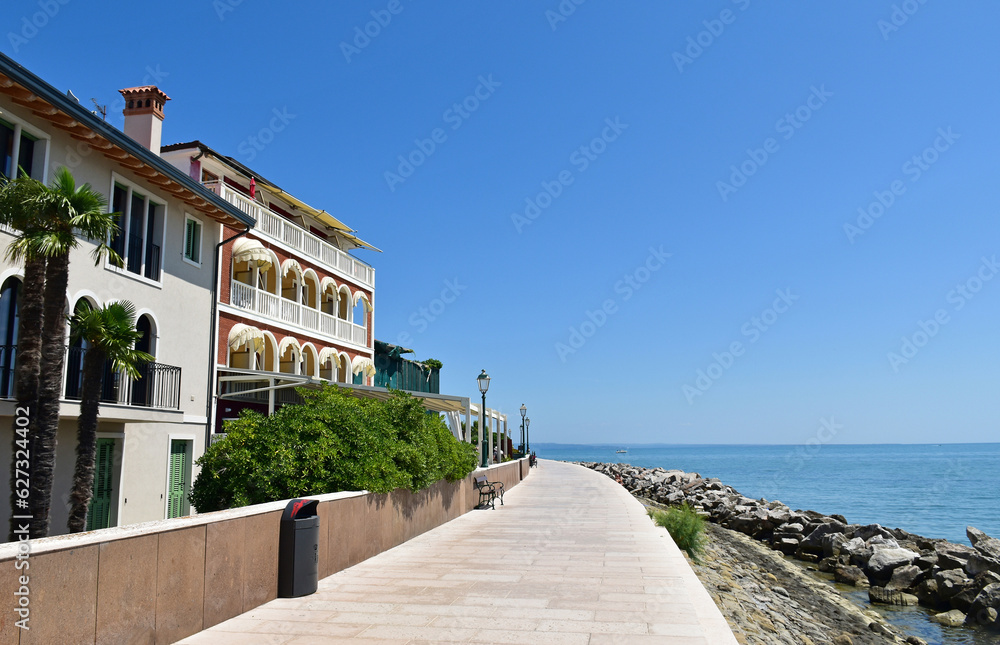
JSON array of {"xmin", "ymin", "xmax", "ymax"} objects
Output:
[
  {"xmin": 648, "ymin": 503, "xmax": 707, "ymax": 560},
  {"xmin": 190, "ymin": 385, "xmax": 478, "ymax": 512}
]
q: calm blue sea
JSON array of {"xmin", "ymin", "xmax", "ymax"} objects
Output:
[{"xmin": 536, "ymin": 443, "xmax": 1000, "ymax": 546}]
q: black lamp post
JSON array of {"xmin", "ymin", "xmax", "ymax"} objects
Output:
[
  {"xmin": 477, "ymin": 369, "xmax": 490, "ymax": 467},
  {"xmin": 525, "ymin": 417, "xmax": 531, "ymax": 455},
  {"xmin": 519, "ymin": 403, "xmax": 527, "ymax": 456}
]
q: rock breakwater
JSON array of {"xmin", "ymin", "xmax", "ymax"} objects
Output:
[{"xmin": 581, "ymin": 461, "xmax": 1000, "ymax": 638}]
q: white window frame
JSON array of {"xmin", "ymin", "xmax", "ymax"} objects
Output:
[
  {"xmin": 106, "ymin": 173, "xmax": 168, "ymax": 287},
  {"xmin": 0, "ymin": 107, "xmax": 50, "ymax": 182},
  {"xmin": 183, "ymin": 214, "xmax": 203, "ymax": 267}
]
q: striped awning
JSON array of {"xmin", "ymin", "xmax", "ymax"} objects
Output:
[
  {"xmin": 352, "ymin": 356, "xmax": 376, "ymax": 377},
  {"xmin": 232, "ymin": 238, "xmax": 272, "ymax": 270},
  {"xmin": 278, "ymin": 336, "xmax": 301, "ymax": 356},
  {"xmin": 228, "ymin": 324, "xmax": 264, "ymax": 352},
  {"xmin": 318, "ymin": 347, "xmax": 340, "ymax": 366},
  {"xmin": 282, "ymin": 258, "xmax": 302, "ymax": 278}
]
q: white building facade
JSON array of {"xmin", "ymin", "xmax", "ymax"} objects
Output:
[{"xmin": 0, "ymin": 54, "xmax": 255, "ymax": 535}]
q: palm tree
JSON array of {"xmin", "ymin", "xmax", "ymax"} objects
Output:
[
  {"xmin": 1, "ymin": 173, "xmax": 51, "ymax": 540},
  {"xmin": 0, "ymin": 167, "xmax": 119, "ymax": 539},
  {"xmin": 66, "ymin": 301, "xmax": 151, "ymax": 533}
]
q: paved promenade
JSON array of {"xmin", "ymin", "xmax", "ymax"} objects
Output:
[{"xmin": 178, "ymin": 460, "xmax": 737, "ymax": 644}]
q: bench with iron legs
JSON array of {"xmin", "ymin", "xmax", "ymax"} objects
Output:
[{"xmin": 473, "ymin": 475, "xmax": 504, "ymax": 509}]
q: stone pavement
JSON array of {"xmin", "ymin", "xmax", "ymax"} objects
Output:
[{"xmin": 177, "ymin": 460, "xmax": 738, "ymax": 644}]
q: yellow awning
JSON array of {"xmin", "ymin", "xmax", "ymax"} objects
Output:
[
  {"xmin": 232, "ymin": 238, "xmax": 272, "ymax": 270},
  {"xmin": 228, "ymin": 324, "xmax": 264, "ymax": 352}
]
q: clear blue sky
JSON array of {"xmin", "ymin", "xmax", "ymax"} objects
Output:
[{"xmin": 6, "ymin": 2, "xmax": 999, "ymax": 444}]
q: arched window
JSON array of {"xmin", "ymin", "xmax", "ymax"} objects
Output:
[
  {"xmin": 0, "ymin": 277, "xmax": 21, "ymax": 397},
  {"xmin": 131, "ymin": 315, "xmax": 155, "ymax": 406}
]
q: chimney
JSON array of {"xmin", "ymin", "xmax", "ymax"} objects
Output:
[{"xmin": 118, "ymin": 86, "xmax": 171, "ymax": 155}]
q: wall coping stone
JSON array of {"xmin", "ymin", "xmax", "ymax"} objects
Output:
[{"xmin": 0, "ymin": 489, "xmax": 367, "ymax": 560}]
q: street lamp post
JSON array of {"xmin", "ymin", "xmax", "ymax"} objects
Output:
[
  {"xmin": 519, "ymin": 403, "xmax": 527, "ymax": 456},
  {"xmin": 477, "ymin": 370, "xmax": 490, "ymax": 468},
  {"xmin": 525, "ymin": 417, "xmax": 531, "ymax": 455}
]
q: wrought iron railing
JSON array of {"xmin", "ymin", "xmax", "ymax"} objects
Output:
[
  {"xmin": 55, "ymin": 345, "xmax": 182, "ymax": 410},
  {"xmin": 126, "ymin": 233, "xmax": 144, "ymax": 274},
  {"xmin": 144, "ymin": 242, "xmax": 161, "ymax": 281}
]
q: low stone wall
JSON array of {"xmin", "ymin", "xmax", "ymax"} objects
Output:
[{"xmin": 0, "ymin": 459, "xmax": 527, "ymax": 645}]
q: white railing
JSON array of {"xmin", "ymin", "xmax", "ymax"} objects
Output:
[
  {"xmin": 229, "ymin": 279, "xmax": 368, "ymax": 348},
  {"xmin": 207, "ymin": 182, "xmax": 375, "ymax": 288}
]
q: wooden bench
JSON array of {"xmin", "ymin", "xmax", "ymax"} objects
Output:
[{"xmin": 473, "ymin": 475, "xmax": 504, "ymax": 509}]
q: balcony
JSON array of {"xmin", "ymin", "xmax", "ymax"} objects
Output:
[
  {"xmin": 206, "ymin": 181, "xmax": 375, "ymax": 289},
  {"xmin": 0, "ymin": 345, "xmax": 182, "ymax": 410},
  {"xmin": 230, "ymin": 279, "xmax": 368, "ymax": 348}
]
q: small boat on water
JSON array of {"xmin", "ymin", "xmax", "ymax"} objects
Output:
[{"xmin": 615, "ymin": 448, "xmax": 627, "ymax": 454}]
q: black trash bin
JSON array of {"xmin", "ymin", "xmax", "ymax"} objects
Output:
[{"xmin": 278, "ymin": 498, "xmax": 319, "ymax": 598}]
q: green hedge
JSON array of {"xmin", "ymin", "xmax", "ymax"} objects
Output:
[{"xmin": 190, "ymin": 385, "xmax": 478, "ymax": 512}]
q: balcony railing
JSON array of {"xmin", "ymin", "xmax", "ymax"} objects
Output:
[
  {"xmin": 205, "ymin": 181, "xmax": 375, "ymax": 289},
  {"xmin": 60, "ymin": 346, "xmax": 182, "ymax": 410},
  {"xmin": 230, "ymin": 280, "xmax": 368, "ymax": 347}
]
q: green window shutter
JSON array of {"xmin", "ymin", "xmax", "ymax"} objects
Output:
[
  {"xmin": 86, "ymin": 439, "xmax": 115, "ymax": 531},
  {"xmin": 167, "ymin": 440, "xmax": 189, "ymax": 519},
  {"xmin": 184, "ymin": 219, "xmax": 197, "ymax": 261}
]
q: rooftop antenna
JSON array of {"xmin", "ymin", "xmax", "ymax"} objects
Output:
[{"xmin": 90, "ymin": 98, "xmax": 107, "ymax": 121}]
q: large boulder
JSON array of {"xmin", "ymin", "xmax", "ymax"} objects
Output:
[
  {"xmin": 951, "ymin": 572, "xmax": 1000, "ymax": 613},
  {"xmin": 967, "ymin": 553, "xmax": 1000, "ymax": 578},
  {"xmin": 867, "ymin": 548, "xmax": 920, "ymax": 581},
  {"xmin": 868, "ymin": 536, "xmax": 900, "ymax": 551},
  {"xmin": 798, "ymin": 521, "xmax": 847, "ymax": 553},
  {"xmin": 840, "ymin": 537, "xmax": 866, "ymax": 556},
  {"xmin": 930, "ymin": 609, "xmax": 967, "ymax": 627},
  {"xmin": 869, "ymin": 586, "xmax": 919, "ymax": 606},
  {"xmin": 852, "ymin": 524, "xmax": 895, "ymax": 542},
  {"xmin": 935, "ymin": 569, "xmax": 972, "ymax": 602},
  {"xmin": 823, "ymin": 532, "xmax": 849, "ymax": 558},
  {"xmin": 936, "ymin": 542, "xmax": 977, "ymax": 571},
  {"xmin": 886, "ymin": 564, "xmax": 925, "ymax": 591},
  {"xmin": 969, "ymin": 527, "xmax": 1000, "ymax": 560},
  {"xmin": 835, "ymin": 566, "xmax": 869, "ymax": 587},
  {"xmin": 915, "ymin": 578, "xmax": 946, "ymax": 608},
  {"xmin": 965, "ymin": 583, "xmax": 1000, "ymax": 630}
]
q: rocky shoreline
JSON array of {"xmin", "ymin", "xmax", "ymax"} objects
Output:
[{"xmin": 579, "ymin": 461, "xmax": 1000, "ymax": 643}]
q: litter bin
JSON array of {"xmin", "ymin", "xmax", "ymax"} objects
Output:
[{"xmin": 278, "ymin": 498, "xmax": 319, "ymax": 598}]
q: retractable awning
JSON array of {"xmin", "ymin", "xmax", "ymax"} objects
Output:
[
  {"xmin": 228, "ymin": 324, "xmax": 264, "ymax": 351},
  {"xmin": 232, "ymin": 238, "xmax": 272, "ymax": 270}
]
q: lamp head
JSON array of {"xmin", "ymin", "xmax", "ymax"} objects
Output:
[
  {"xmin": 477, "ymin": 369, "xmax": 491, "ymax": 394},
  {"xmin": 520, "ymin": 403, "xmax": 527, "ymax": 418}
]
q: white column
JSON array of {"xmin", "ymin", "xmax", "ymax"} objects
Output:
[{"xmin": 487, "ymin": 409, "xmax": 494, "ymax": 465}]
